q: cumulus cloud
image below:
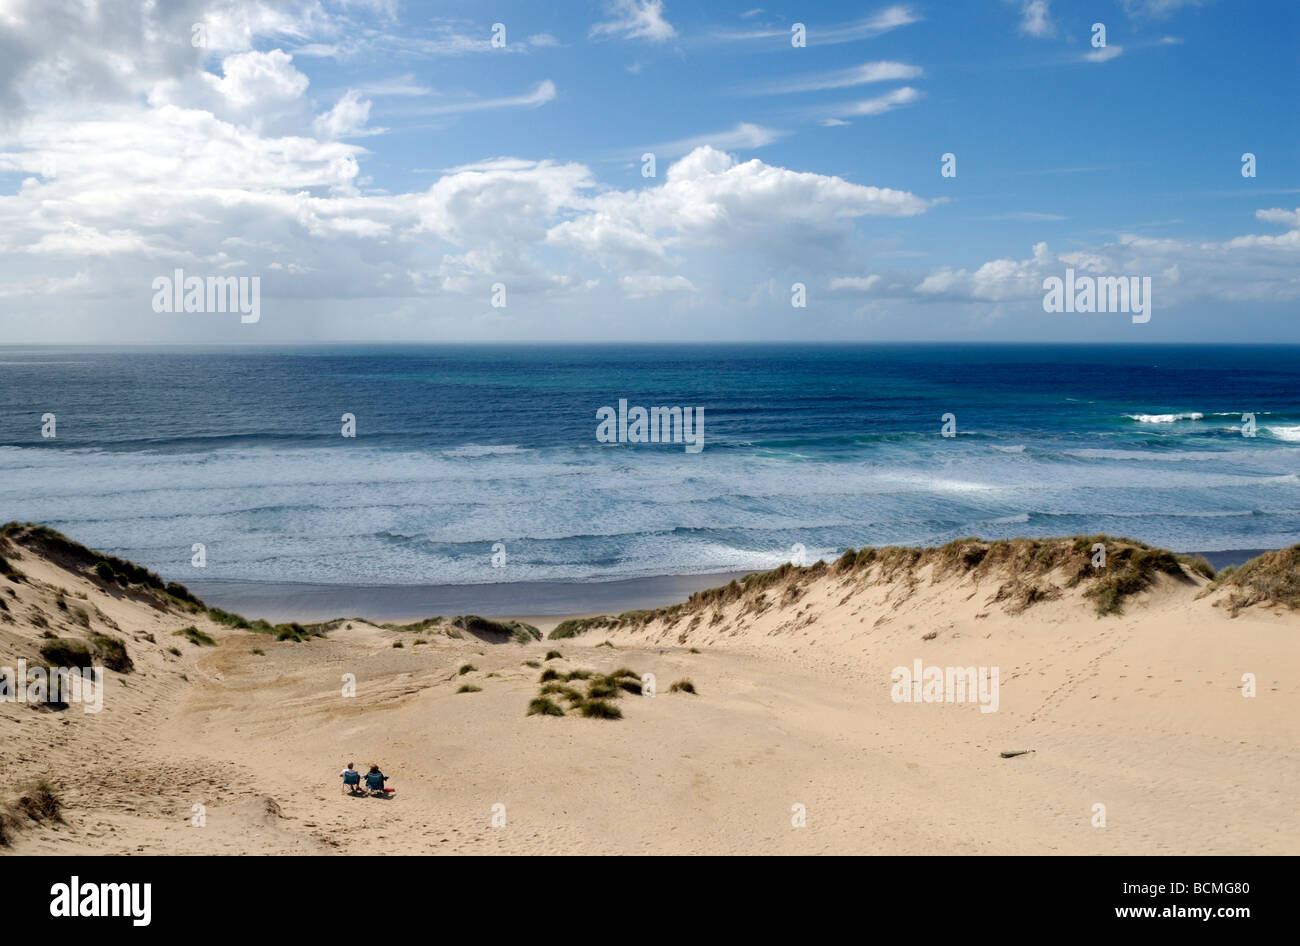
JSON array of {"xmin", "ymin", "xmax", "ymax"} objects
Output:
[
  {"xmin": 203, "ymin": 50, "xmax": 309, "ymax": 107},
  {"xmin": 314, "ymin": 90, "xmax": 382, "ymax": 138},
  {"xmin": 547, "ymin": 146, "xmax": 934, "ymax": 272},
  {"xmin": 908, "ymin": 216, "xmax": 1300, "ymax": 308}
]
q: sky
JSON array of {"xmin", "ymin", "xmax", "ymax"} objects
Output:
[{"xmin": 0, "ymin": 0, "xmax": 1296, "ymax": 344}]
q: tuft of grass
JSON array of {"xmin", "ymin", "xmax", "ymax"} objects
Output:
[
  {"xmin": 616, "ymin": 679, "xmax": 643, "ymax": 695},
  {"xmin": 458, "ymin": 663, "xmax": 477, "ymax": 675},
  {"xmin": 206, "ymin": 607, "xmax": 252, "ymax": 629},
  {"xmin": 456, "ymin": 684, "xmax": 482, "ymax": 694},
  {"xmin": 538, "ymin": 668, "xmax": 561, "ymax": 682},
  {"xmin": 88, "ymin": 633, "xmax": 133, "ymax": 673},
  {"xmin": 544, "ymin": 650, "xmax": 563, "ymax": 661},
  {"xmin": 586, "ymin": 679, "xmax": 620, "ymax": 700},
  {"xmin": 392, "ymin": 641, "xmax": 404, "ymax": 648},
  {"xmin": 173, "ymin": 626, "xmax": 216, "ymax": 647},
  {"xmin": 522, "ymin": 660, "xmax": 541, "ymax": 668},
  {"xmin": 668, "ymin": 679, "xmax": 697, "ymax": 694},
  {"xmin": 381, "ymin": 616, "xmax": 443, "ymax": 633},
  {"xmin": 38, "ymin": 638, "xmax": 92, "ymax": 668},
  {"xmin": 527, "ymin": 696, "xmax": 565, "ymax": 717},
  {"xmin": 689, "ymin": 647, "xmax": 701, "ymax": 654},
  {"xmin": 596, "ymin": 640, "xmax": 614, "ymax": 648},
  {"xmin": 578, "ymin": 699, "xmax": 622, "ymax": 720},
  {"xmin": 250, "ymin": 648, "xmax": 265, "ymax": 655},
  {"xmin": 0, "ymin": 554, "xmax": 25, "ymax": 583},
  {"xmin": 549, "ymin": 615, "xmax": 616, "ymax": 640},
  {"xmin": 0, "ymin": 780, "xmax": 62, "ymax": 846},
  {"xmin": 167, "ymin": 647, "xmax": 182, "ymax": 657},
  {"xmin": 563, "ymin": 669, "xmax": 593, "ymax": 681}
]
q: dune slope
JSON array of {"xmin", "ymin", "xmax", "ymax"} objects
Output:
[{"xmin": 2, "ymin": 527, "xmax": 1296, "ymax": 855}]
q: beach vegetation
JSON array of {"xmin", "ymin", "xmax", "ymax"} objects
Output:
[
  {"xmin": 174, "ymin": 626, "xmax": 215, "ymax": 646},
  {"xmin": 88, "ymin": 632, "xmax": 132, "ymax": 672},
  {"xmin": 38, "ymin": 637, "xmax": 92, "ymax": 668},
  {"xmin": 578, "ymin": 699, "xmax": 622, "ymax": 719},
  {"xmin": 527, "ymin": 696, "xmax": 565, "ymax": 717}
]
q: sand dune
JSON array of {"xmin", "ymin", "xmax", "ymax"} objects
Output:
[{"xmin": 2, "ymin": 525, "xmax": 1297, "ymax": 855}]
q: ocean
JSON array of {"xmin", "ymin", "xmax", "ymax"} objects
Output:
[{"xmin": 1, "ymin": 344, "xmax": 1297, "ymax": 617}]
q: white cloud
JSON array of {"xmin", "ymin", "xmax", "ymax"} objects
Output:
[
  {"xmin": 742, "ymin": 61, "xmax": 922, "ymax": 95},
  {"xmin": 908, "ymin": 216, "xmax": 1300, "ymax": 308},
  {"xmin": 646, "ymin": 122, "xmax": 786, "ymax": 158},
  {"xmin": 829, "ymin": 275, "xmax": 882, "ymax": 291},
  {"xmin": 1082, "ymin": 45, "xmax": 1124, "ymax": 63},
  {"xmin": 830, "ymin": 86, "xmax": 923, "ymax": 118},
  {"xmin": 715, "ymin": 5, "xmax": 920, "ymax": 44},
  {"xmin": 407, "ymin": 80, "xmax": 557, "ymax": 116},
  {"xmin": 1256, "ymin": 208, "xmax": 1300, "ymax": 228},
  {"xmin": 203, "ymin": 50, "xmax": 309, "ymax": 108},
  {"xmin": 1016, "ymin": 1, "xmax": 1054, "ymax": 38},
  {"xmin": 590, "ymin": 0, "xmax": 676, "ymax": 42},
  {"xmin": 1120, "ymin": 0, "xmax": 1210, "ymax": 18},
  {"xmin": 548, "ymin": 146, "xmax": 934, "ymax": 272},
  {"xmin": 314, "ymin": 90, "xmax": 382, "ymax": 138}
]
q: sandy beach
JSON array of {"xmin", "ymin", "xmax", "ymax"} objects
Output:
[{"xmin": 2, "ymin": 524, "xmax": 1297, "ymax": 856}]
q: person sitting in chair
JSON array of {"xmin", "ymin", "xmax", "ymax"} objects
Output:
[
  {"xmin": 339, "ymin": 762, "xmax": 362, "ymax": 794},
  {"xmin": 363, "ymin": 763, "xmax": 388, "ymax": 795}
]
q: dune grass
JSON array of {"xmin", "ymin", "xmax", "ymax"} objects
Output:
[
  {"xmin": 578, "ymin": 699, "xmax": 622, "ymax": 719},
  {"xmin": 173, "ymin": 626, "xmax": 216, "ymax": 647},
  {"xmin": 0, "ymin": 780, "xmax": 62, "ymax": 847},
  {"xmin": 1211, "ymin": 545, "xmax": 1300, "ymax": 616},
  {"xmin": 527, "ymin": 696, "xmax": 565, "ymax": 717}
]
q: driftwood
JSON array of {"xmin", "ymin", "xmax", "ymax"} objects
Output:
[{"xmin": 999, "ymin": 749, "xmax": 1035, "ymax": 759}]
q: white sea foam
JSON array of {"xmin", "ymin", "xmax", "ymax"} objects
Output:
[
  {"xmin": 1264, "ymin": 426, "xmax": 1300, "ymax": 442},
  {"xmin": 1125, "ymin": 412, "xmax": 1204, "ymax": 423}
]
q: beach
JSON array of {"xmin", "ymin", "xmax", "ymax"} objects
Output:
[{"xmin": 3, "ymin": 525, "xmax": 1297, "ymax": 856}]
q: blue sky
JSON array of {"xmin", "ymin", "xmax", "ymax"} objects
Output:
[{"xmin": 0, "ymin": 0, "xmax": 1296, "ymax": 342}]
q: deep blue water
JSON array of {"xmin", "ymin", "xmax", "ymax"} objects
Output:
[{"xmin": 1, "ymin": 344, "xmax": 1297, "ymax": 587}]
